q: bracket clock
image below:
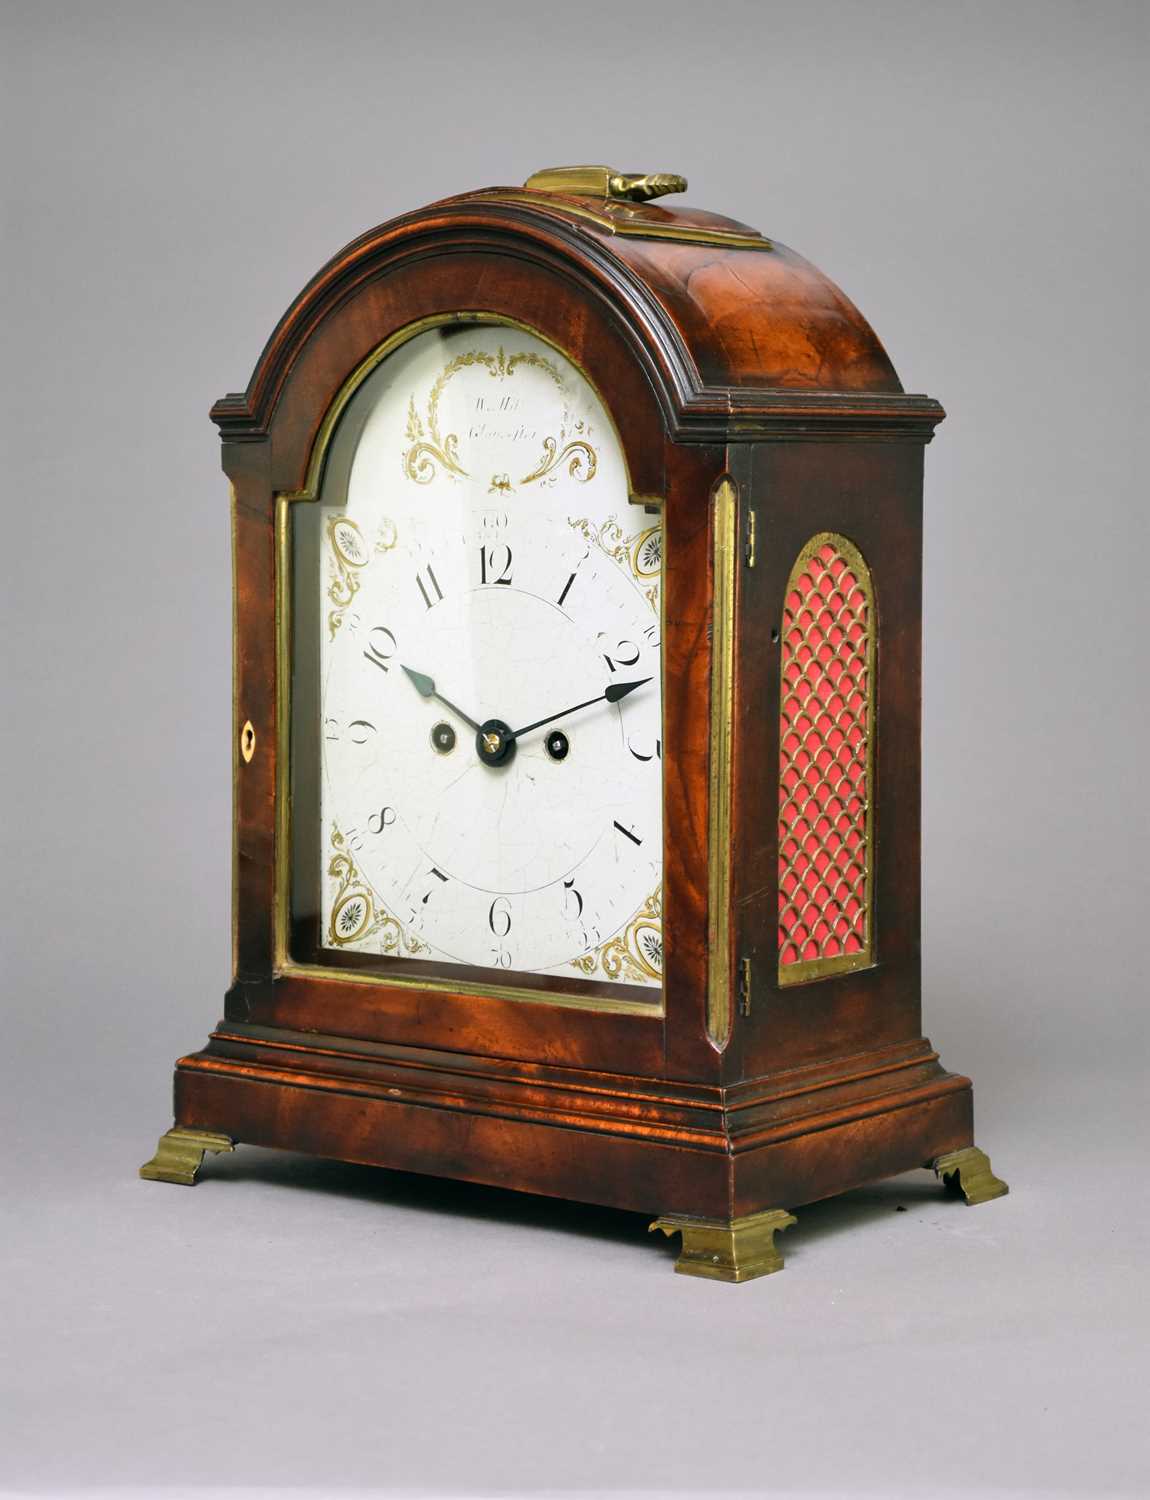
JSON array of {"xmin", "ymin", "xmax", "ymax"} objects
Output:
[{"xmin": 142, "ymin": 166, "xmax": 1007, "ymax": 1281}]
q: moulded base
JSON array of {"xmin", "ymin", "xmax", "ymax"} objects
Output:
[{"xmin": 143, "ymin": 1022, "xmax": 1005, "ymax": 1279}]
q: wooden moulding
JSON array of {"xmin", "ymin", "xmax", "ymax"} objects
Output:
[
  {"xmin": 209, "ymin": 194, "xmax": 945, "ymax": 452},
  {"xmin": 172, "ymin": 1029, "xmax": 973, "ymax": 1220}
]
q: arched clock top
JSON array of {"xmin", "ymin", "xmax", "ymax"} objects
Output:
[{"xmin": 210, "ymin": 168, "xmax": 943, "ymax": 480}]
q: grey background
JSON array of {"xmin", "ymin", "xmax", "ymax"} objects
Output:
[{"xmin": 2, "ymin": 1, "xmax": 1147, "ymax": 1496}]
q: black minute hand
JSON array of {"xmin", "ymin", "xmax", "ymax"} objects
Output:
[
  {"xmin": 510, "ymin": 678, "xmax": 651, "ymax": 741},
  {"xmin": 400, "ymin": 665, "xmax": 483, "ymax": 733}
]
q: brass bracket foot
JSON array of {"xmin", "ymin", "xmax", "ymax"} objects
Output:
[
  {"xmin": 933, "ymin": 1146, "xmax": 1008, "ymax": 1205},
  {"xmin": 650, "ymin": 1207, "xmax": 797, "ymax": 1283},
  {"xmin": 140, "ymin": 1127, "xmax": 235, "ymax": 1186}
]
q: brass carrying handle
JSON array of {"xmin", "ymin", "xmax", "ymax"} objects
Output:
[
  {"xmin": 608, "ymin": 172, "xmax": 688, "ymax": 202},
  {"xmin": 524, "ymin": 165, "xmax": 687, "ymax": 202}
]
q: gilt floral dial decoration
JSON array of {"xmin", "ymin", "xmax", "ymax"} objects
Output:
[{"xmin": 306, "ymin": 323, "xmax": 663, "ymax": 990}]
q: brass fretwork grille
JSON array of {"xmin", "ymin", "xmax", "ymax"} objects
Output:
[{"xmin": 778, "ymin": 532, "xmax": 876, "ymax": 986}]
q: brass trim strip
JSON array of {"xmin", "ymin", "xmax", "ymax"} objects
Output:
[
  {"xmin": 470, "ymin": 190, "xmax": 773, "ymax": 252},
  {"xmin": 280, "ymin": 312, "xmax": 643, "ymax": 504},
  {"xmin": 779, "ymin": 946, "xmax": 873, "ymax": 986},
  {"xmin": 230, "ymin": 481, "xmax": 239, "ymax": 980},
  {"xmin": 276, "ymin": 960, "xmax": 664, "ymax": 1017},
  {"xmin": 273, "ymin": 312, "xmax": 667, "ymax": 1016},
  {"xmin": 274, "ymin": 494, "xmax": 292, "ymax": 973},
  {"xmin": 706, "ymin": 477, "xmax": 738, "ymax": 1047}
]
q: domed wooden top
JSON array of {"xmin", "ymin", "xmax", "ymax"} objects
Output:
[
  {"xmin": 454, "ymin": 169, "xmax": 902, "ymax": 395},
  {"xmin": 212, "ymin": 169, "xmax": 943, "ymax": 450}
]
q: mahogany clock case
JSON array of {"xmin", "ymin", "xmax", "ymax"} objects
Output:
[{"xmin": 143, "ymin": 175, "xmax": 1006, "ymax": 1270}]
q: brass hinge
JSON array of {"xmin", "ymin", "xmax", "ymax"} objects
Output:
[
  {"xmin": 738, "ymin": 957, "xmax": 753, "ymax": 1017},
  {"xmin": 745, "ymin": 508, "xmax": 757, "ymax": 568}
]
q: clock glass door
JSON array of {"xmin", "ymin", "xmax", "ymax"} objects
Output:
[{"xmin": 287, "ymin": 321, "xmax": 664, "ymax": 1005}]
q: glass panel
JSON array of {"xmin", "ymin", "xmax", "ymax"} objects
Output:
[
  {"xmin": 778, "ymin": 532, "xmax": 875, "ymax": 986},
  {"xmin": 289, "ymin": 321, "xmax": 663, "ymax": 1005}
]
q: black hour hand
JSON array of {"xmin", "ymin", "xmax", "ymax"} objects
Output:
[
  {"xmin": 402, "ymin": 665, "xmax": 437, "ymax": 699},
  {"xmin": 400, "ymin": 665, "xmax": 483, "ymax": 734}
]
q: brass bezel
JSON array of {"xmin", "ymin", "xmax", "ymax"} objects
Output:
[
  {"xmin": 272, "ymin": 312, "xmax": 668, "ymax": 1016},
  {"xmin": 777, "ymin": 530, "xmax": 878, "ymax": 988}
]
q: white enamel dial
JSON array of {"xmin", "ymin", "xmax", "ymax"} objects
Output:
[{"xmin": 315, "ymin": 324, "xmax": 663, "ymax": 989}]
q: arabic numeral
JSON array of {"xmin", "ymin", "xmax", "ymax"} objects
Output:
[
  {"xmin": 627, "ymin": 733, "xmax": 661, "ymax": 763},
  {"xmin": 325, "ymin": 717, "xmax": 378, "ymax": 744},
  {"xmin": 578, "ymin": 923, "xmax": 601, "ymax": 952},
  {"xmin": 479, "ymin": 544, "xmax": 513, "ymax": 586},
  {"xmin": 562, "ymin": 878, "xmax": 584, "ymax": 920},
  {"xmin": 363, "ymin": 626, "xmax": 397, "ymax": 672},
  {"xmin": 488, "ymin": 897, "xmax": 512, "ymax": 938},
  {"xmin": 601, "ymin": 636, "xmax": 640, "ymax": 672}
]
